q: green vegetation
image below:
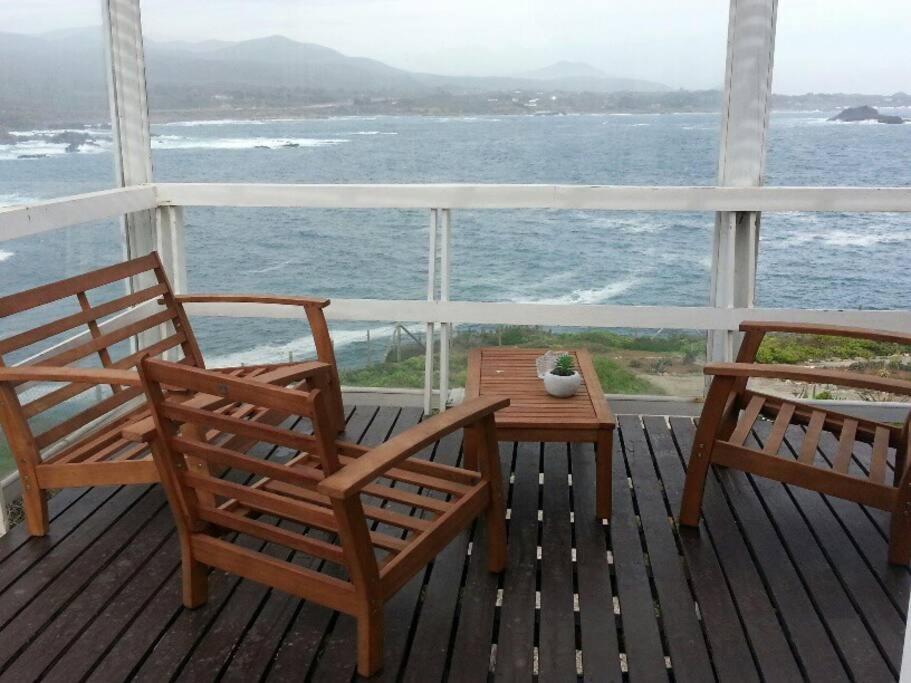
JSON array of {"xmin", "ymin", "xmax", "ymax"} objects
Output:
[
  {"xmin": 551, "ymin": 354, "xmax": 576, "ymax": 377},
  {"xmin": 338, "ymin": 327, "xmax": 707, "ymax": 395},
  {"xmin": 756, "ymin": 334, "xmax": 906, "ymax": 365}
]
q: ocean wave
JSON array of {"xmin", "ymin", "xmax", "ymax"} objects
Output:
[
  {"xmin": 0, "ymin": 193, "xmax": 39, "ymax": 208},
  {"xmin": 347, "ymin": 131, "xmax": 399, "ymax": 136},
  {"xmin": 771, "ymin": 229, "xmax": 911, "ymax": 248},
  {"xmin": 205, "ymin": 324, "xmax": 398, "ymax": 368},
  {"xmin": 0, "ymin": 140, "xmax": 111, "ymax": 161},
  {"xmin": 158, "ymin": 119, "xmax": 268, "ymax": 127},
  {"xmin": 150, "ymin": 136, "xmax": 348, "ymax": 150},
  {"xmin": 518, "ymin": 279, "xmax": 639, "ymax": 306},
  {"xmin": 0, "ymin": 250, "xmax": 13, "ymax": 262},
  {"xmin": 9, "ymin": 127, "xmax": 111, "ymax": 137}
]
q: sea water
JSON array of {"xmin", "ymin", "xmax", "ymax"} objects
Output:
[{"xmin": 2, "ymin": 110, "xmax": 910, "ymax": 369}]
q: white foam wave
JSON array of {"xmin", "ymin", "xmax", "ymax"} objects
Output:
[
  {"xmin": 347, "ymin": 131, "xmax": 398, "ymax": 136},
  {"xmin": 518, "ymin": 279, "xmax": 639, "ymax": 306},
  {"xmin": 9, "ymin": 128, "xmax": 111, "ymax": 137},
  {"xmin": 0, "ymin": 250, "xmax": 13, "ymax": 262},
  {"xmin": 150, "ymin": 136, "xmax": 348, "ymax": 150},
  {"xmin": 0, "ymin": 140, "xmax": 111, "ymax": 161},
  {"xmin": 206, "ymin": 324, "xmax": 398, "ymax": 368},
  {"xmin": 0, "ymin": 193, "xmax": 39, "ymax": 208},
  {"xmin": 159, "ymin": 119, "xmax": 268, "ymax": 127},
  {"xmin": 773, "ymin": 229, "xmax": 911, "ymax": 248}
]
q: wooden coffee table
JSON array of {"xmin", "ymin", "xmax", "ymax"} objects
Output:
[{"xmin": 464, "ymin": 347, "xmax": 616, "ymax": 519}]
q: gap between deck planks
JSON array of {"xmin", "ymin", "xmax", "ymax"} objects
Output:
[{"xmin": 0, "ymin": 407, "xmax": 905, "ymax": 681}]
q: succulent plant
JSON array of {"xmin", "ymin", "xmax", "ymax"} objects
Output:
[{"xmin": 551, "ymin": 353, "xmax": 576, "ymax": 377}]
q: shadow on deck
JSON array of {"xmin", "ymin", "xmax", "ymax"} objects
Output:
[{"xmin": 0, "ymin": 405, "xmax": 906, "ymax": 681}]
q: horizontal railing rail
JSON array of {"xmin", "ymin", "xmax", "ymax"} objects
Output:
[{"xmin": 155, "ymin": 183, "xmax": 911, "ymax": 212}]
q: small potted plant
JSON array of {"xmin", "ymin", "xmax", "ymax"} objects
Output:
[{"xmin": 543, "ymin": 353, "xmax": 582, "ymax": 397}]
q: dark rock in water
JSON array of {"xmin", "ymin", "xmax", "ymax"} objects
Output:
[
  {"xmin": 17, "ymin": 154, "xmax": 48, "ymax": 159},
  {"xmin": 281, "ymin": 142, "xmax": 300, "ymax": 148},
  {"xmin": 65, "ymin": 142, "xmax": 81, "ymax": 153},
  {"xmin": 49, "ymin": 131, "xmax": 95, "ymax": 145},
  {"xmin": 829, "ymin": 105, "xmax": 906, "ymax": 124},
  {"xmin": 254, "ymin": 145, "xmax": 271, "ymax": 149}
]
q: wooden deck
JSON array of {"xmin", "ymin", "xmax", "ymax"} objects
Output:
[{"xmin": 0, "ymin": 404, "xmax": 906, "ymax": 681}]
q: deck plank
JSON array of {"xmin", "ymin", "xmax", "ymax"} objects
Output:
[
  {"xmin": 670, "ymin": 417, "xmax": 805, "ymax": 682},
  {"xmin": 493, "ymin": 441, "xmax": 539, "ymax": 680},
  {"xmin": 643, "ymin": 415, "xmax": 759, "ymax": 682},
  {"xmin": 618, "ymin": 415, "xmax": 714, "ymax": 682},
  {"xmin": 612, "ymin": 425, "xmax": 668, "ymax": 680},
  {"xmin": 538, "ymin": 442, "xmax": 577, "ymax": 681},
  {"xmin": 569, "ymin": 442, "xmax": 623, "ymax": 682}
]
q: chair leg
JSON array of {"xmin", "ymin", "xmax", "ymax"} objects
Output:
[
  {"xmin": 22, "ymin": 484, "xmax": 48, "ymax": 536},
  {"xmin": 679, "ymin": 376, "xmax": 734, "ymax": 527},
  {"xmin": 181, "ymin": 552, "xmax": 208, "ymax": 608},
  {"xmin": 485, "ymin": 483, "xmax": 508, "ymax": 574},
  {"xmin": 356, "ymin": 606, "xmax": 384, "ymax": 677},
  {"xmin": 889, "ymin": 503, "xmax": 911, "ymax": 565}
]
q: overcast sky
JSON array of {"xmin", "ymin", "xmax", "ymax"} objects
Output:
[{"xmin": 1, "ymin": 0, "xmax": 908, "ymax": 94}]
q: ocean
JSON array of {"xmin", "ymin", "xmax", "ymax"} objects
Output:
[{"xmin": 2, "ymin": 110, "xmax": 910, "ymax": 371}]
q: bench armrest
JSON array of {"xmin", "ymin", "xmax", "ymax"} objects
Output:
[
  {"xmin": 318, "ymin": 396, "xmax": 509, "ymax": 499},
  {"xmin": 739, "ymin": 321, "xmax": 911, "ymax": 346},
  {"xmin": 175, "ymin": 293, "xmax": 330, "ymax": 309},
  {"xmin": 705, "ymin": 362, "xmax": 911, "ymax": 396}
]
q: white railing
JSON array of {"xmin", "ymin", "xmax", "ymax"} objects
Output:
[{"xmin": 3, "ymin": 182, "xmax": 911, "ymax": 415}]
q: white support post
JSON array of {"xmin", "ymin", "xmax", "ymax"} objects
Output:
[
  {"xmin": 708, "ymin": 0, "xmax": 778, "ymax": 364},
  {"xmin": 101, "ymin": 0, "xmax": 156, "ymax": 285},
  {"xmin": 156, "ymin": 205, "xmax": 186, "ymax": 360},
  {"xmin": 438, "ymin": 209, "xmax": 452, "ymax": 412},
  {"xmin": 423, "ymin": 209, "xmax": 438, "ymax": 415}
]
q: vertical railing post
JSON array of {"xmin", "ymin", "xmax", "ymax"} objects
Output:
[
  {"xmin": 423, "ymin": 209, "xmax": 439, "ymax": 416},
  {"xmin": 101, "ymin": 0, "xmax": 155, "ymax": 280},
  {"xmin": 101, "ymin": 0, "xmax": 162, "ymax": 353},
  {"xmin": 438, "ymin": 209, "xmax": 452, "ymax": 412},
  {"xmin": 708, "ymin": 0, "xmax": 778, "ymax": 366},
  {"xmin": 155, "ymin": 205, "xmax": 186, "ymax": 360}
]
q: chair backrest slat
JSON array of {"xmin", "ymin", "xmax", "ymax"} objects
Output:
[
  {"xmin": 139, "ymin": 357, "xmax": 349, "ymax": 576},
  {"xmin": 0, "ymin": 254, "xmax": 159, "ymax": 318},
  {"xmin": 0, "ymin": 253, "xmax": 204, "ymax": 455},
  {"xmin": 0, "ymin": 283, "xmax": 168, "ymax": 356},
  {"xmin": 21, "ymin": 332, "xmax": 187, "ymax": 419},
  {"xmin": 34, "ymin": 385, "xmax": 146, "ymax": 450}
]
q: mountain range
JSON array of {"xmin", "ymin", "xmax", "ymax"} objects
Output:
[{"xmin": 0, "ymin": 28, "xmax": 670, "ymax": 125}]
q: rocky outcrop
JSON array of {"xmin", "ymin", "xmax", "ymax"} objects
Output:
[{"xmin": 829, "ymin": 105, "xmax": 906, "ymax": 124}]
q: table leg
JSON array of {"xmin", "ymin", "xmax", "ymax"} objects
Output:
[{"xmin": 596, "ymin": 430, "xmax": 613, "ymax": 521}]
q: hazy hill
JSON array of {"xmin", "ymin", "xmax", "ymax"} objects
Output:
[{"xmin": 0, "ymin": 29, "xmax": 671, "ymax": 125}]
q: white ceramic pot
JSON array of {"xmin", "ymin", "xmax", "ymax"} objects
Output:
[{"xmin": 543, "ymin": 371, "xmax": 582, "ymax": 398}]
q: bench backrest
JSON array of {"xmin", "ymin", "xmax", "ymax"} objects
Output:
[{"xmin": 0, "ymin": 252, "xmax": 202, "ymax": 455}]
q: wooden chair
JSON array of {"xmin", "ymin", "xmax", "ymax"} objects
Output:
[
  {"xmin": 133, "ymin": 357, "xmax": 508, "ymax": 677},
  {"xmin": 679, "ymin": 321, "xmax": 911, "ymax": 564},
  {"xmin": 0, "ymin": 252, "xmax": 345, "ymax": 536}
]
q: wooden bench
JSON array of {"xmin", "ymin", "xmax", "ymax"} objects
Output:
[
  {"xmin": 135, "ymin": 357, "xmax": 508, "ymax": 677},
  {"xmin": 0, "ymin": 252, "xmax": 344, "ymax": 536}
]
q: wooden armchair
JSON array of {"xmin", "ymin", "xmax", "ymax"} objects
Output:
[
  {"xmin": 0, "ymin": 252, "xmax": 344, "ymax": 536},
  {"xmin": 133, "ymin": 357, "xmax": 508, "ymax": 677},
  {"xmin": 679, "ymin": 321, "xmax": 911, "ymax": 564}
]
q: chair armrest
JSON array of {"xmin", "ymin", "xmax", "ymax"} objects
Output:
[
  {"xmin": 175, "ymin": 293, "xmax": 330, "ymax": 309},
  {"xmin": 0, "ymin": 366, "xmax": 140, "ymax": 386},
  {"xmin": 705, "ymin": 362, "xmax": 911, "ymax": 396},
  {"xmin": 318, "ymin": 396, "xmax": 509, "ymax": 499},
  {"xmin": 739, "ymin": 321, "xmax": 911, "ymax": 346}
]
